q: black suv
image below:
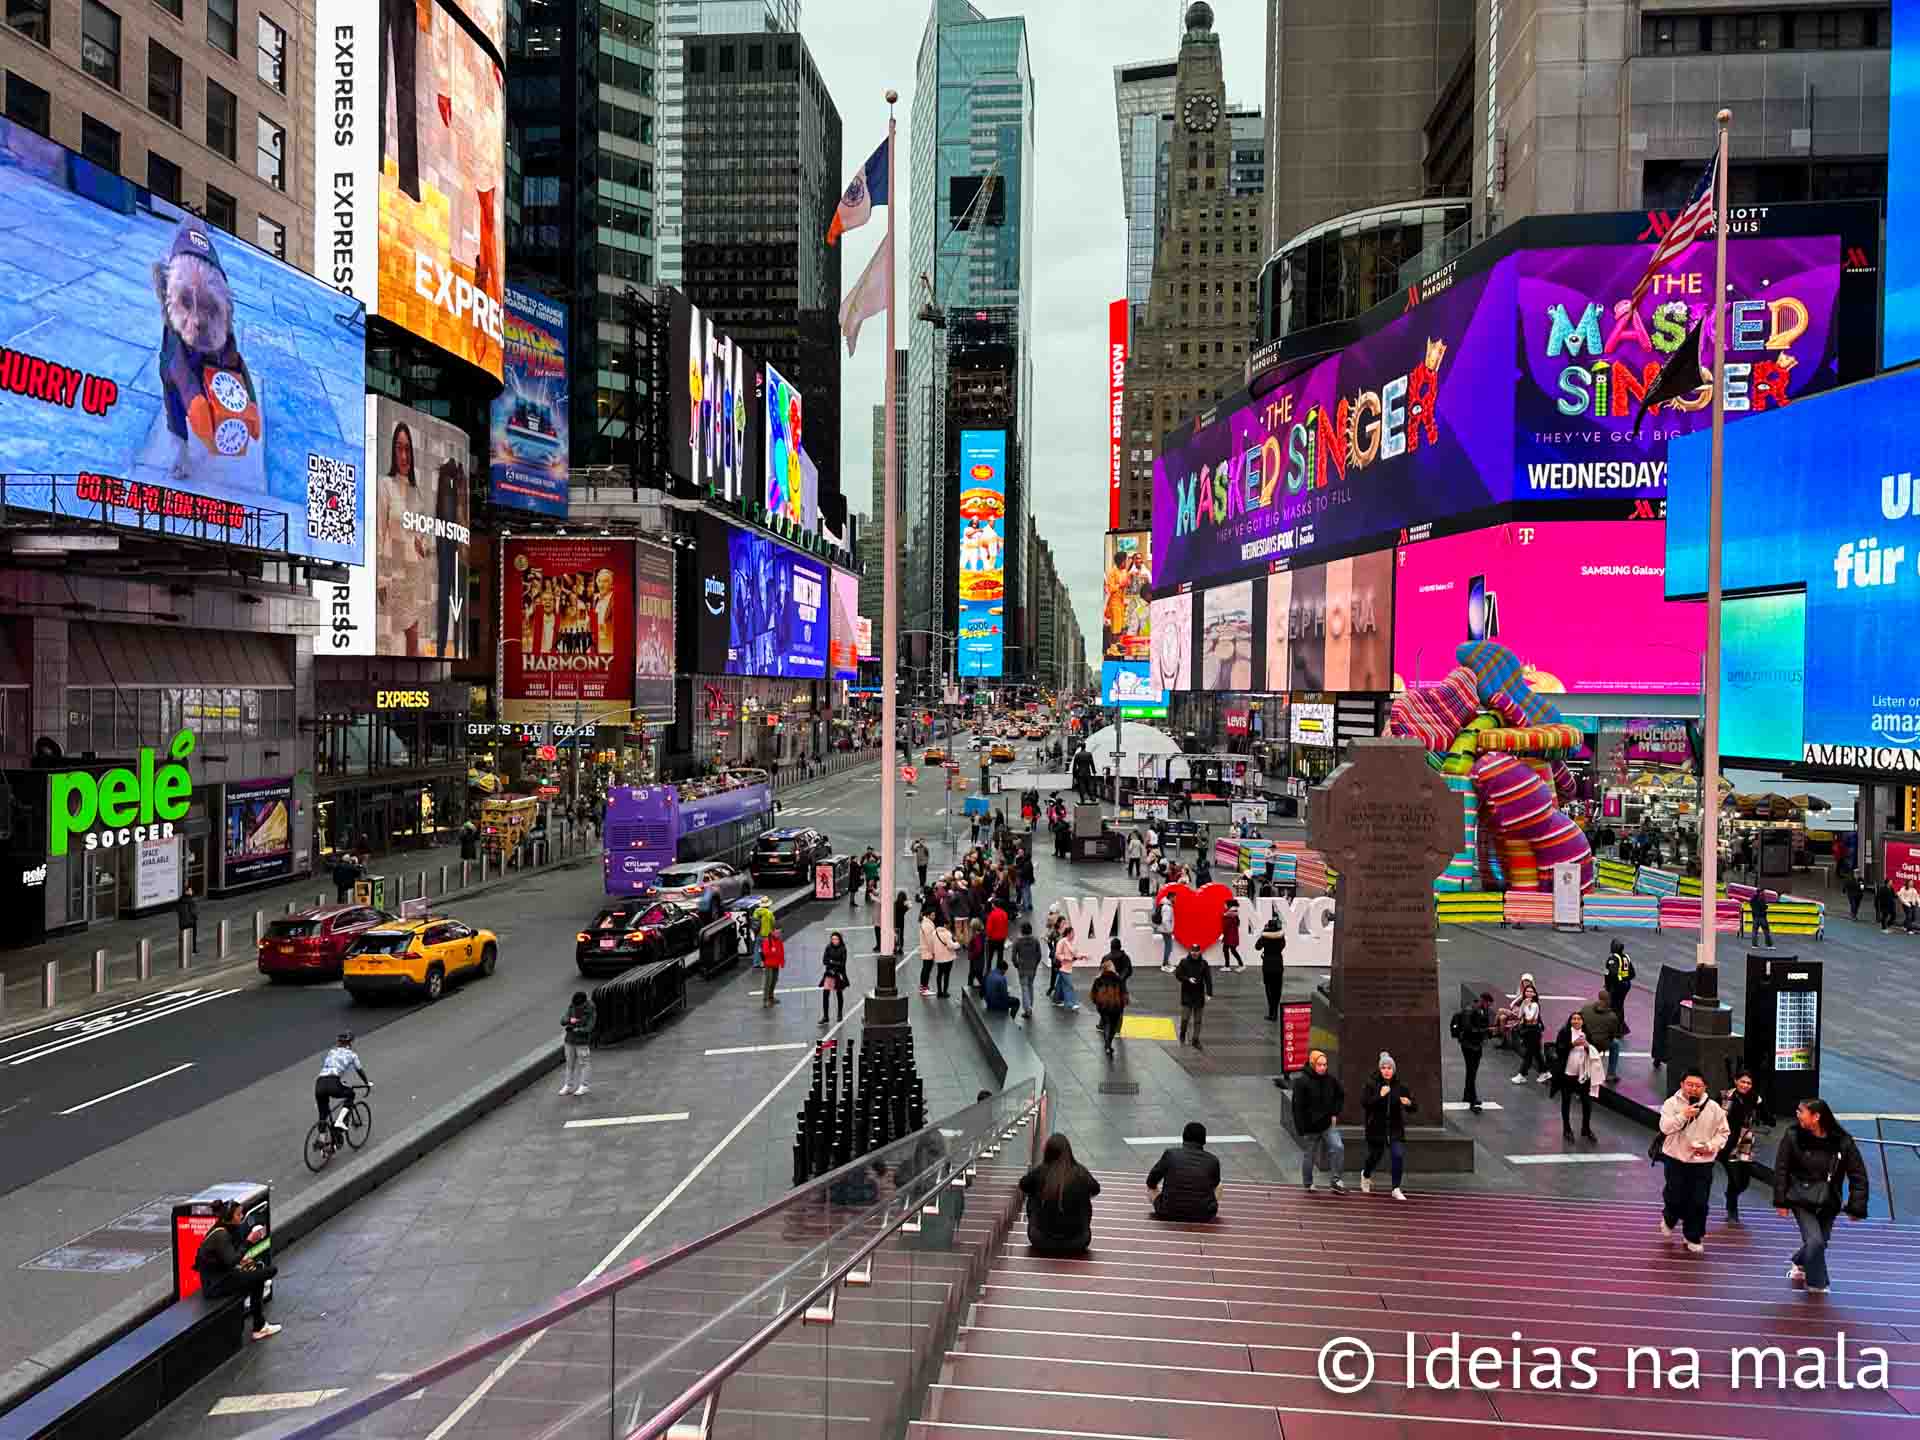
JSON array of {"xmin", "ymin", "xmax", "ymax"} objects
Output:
[{"xmin": 752, "ymin": 827, "xmax": 830, "ymax": 883}]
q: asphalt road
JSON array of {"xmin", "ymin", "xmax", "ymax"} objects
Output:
[{"xmin": 0, "ymin": 745, "xmax": 995, "ymax": 1385}]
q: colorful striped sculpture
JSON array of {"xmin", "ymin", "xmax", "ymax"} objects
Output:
[
  {"xmin": 1471, "ymin": 751, "xmax": 1595, "ymax": 892},
  {"xmin": 1457, "ymin": 641, "xmax": 1565, "ymax": 727}
]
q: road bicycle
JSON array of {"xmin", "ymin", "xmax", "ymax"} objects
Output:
[{"xmin": 303, "ymin": 1083, "xmax": 372, "ymax": 1173}]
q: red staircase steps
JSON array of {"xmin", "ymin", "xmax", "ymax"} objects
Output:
[{"xmin": 914, "ymin": 1168, "xmax": 1920, "ymax": 1439}]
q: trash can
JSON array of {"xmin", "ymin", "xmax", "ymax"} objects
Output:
[
  {"xmin": 814, "ymin": 855, "xmax": 853, "ymax": 899},
  {"xmin": 173, "ymin": 1182, "xmax": 271, "ymax": 1303}
]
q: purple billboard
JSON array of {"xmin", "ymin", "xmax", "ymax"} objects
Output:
[
  {"xmin": 1514, "ymin": 236, "xmax": 1843, "ymax": 501},
  {"xmin": 1152, "ymin": 264, "xmax": 1514, "ymax": 594}
]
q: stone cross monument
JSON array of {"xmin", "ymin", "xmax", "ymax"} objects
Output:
[{"xmin": 1308, "ymin": 738, "xmax": 1464, "ymax": 1126}]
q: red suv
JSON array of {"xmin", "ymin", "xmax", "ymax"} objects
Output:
[{"xmin": 258, "ymin": 905, "xmax": 396, "ymax": 981}]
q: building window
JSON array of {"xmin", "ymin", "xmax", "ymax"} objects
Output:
[
  {"xmin": 152, "ymin": 0, "xmax": 181, "ymax": 13},
  {"xmin": 206, "ymin": 0, "xmax": 236, "ymax": 55},
  {"xmin": 777, "ymin": 41, "xmax": 794, "ymax": 69},
  {"xmin": 256, "ymin": 213, "xmax": 285, "ymax": 257},
  {"xmin": 204, "ymin": 184, "xmax": 235, "ymax": 232},
  {"xmin": 748, "ymin": 43, "xmax": 763, "ymax": 72},
  {"xmin": 82, "ymin": 0, "xmax": 122, "ymax": 87},
  {"xmin": 257, "ymin": 114, "xmax": 285, "ymax": 189},
  {"xmin": 206, "ymin": 80, "xmax": 237, "ymax": 159},
  {"xmin": 720, "ymin": 46, "xmax": 733, "ymax": 73},
  {"xmin": 5, "ymin": 0, "xmax": 48, "ymax": 45},
  {"xmin": 148, "ymin": 40, "xmax": 182, "ymax": 124},
  {"xmin": 689, "ymin": 45, "xmax": 705, "ymax": 74},
  {"xmin": 80, "ymin": 114, "xmax": 120, "ymax": 170},
  {"xmin": 257, "ymin": 13, "xmax": 285, "ymax": 92},
  {"xmin": 147, "ymin": 150, "xmax": 181, "ymax": 201},
  {"xmin": 5, "ymin": 72, "xmax": 49, "ymax": 135}
]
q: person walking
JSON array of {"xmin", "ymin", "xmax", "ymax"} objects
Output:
[
  {"xmin": 1749, "ymin": 886, "xmax": 1774, "ymax": 947},
  {"xmin": 1125, "ymin": 830, "xmax": 1144, "ymax": 883},
  {"xmin": 1875, "ymin": 877, "xmax": 1898, "ymax": 931},
  {"xmin": 1257, "ymin": 912, "xmax": 1287, "ymax": 1021},
  {"xmin": 863, "ymin": 849, "xmax": 881, "ymax": 904},
  {"xmin": 1146, "ymin": 1121, "xmax": 1221, "ymax": 1222},
  {"xmin": 754, "ymin": 897, "xmax": 776, "ymax": 968},
  {"xmin": 1720, "ymin": 1069, "xmax": 1772, "ymax": 1224},
  {"xmin": 1291, "ymin": 1049, "xmax": 1347, "ymax": 1192},
  {"xmin": 1220, "ymin": 903, "xmax": 1244, "ymax": 970},
  {"xmin": 1558, "ymin": 1011, "xmax": 1603, "ymax": 1142},
  {"xmin": 912, "ymin": 837, "xmax": 930, "ymax": 892},
  {"xmin": 1016, "ymin": 849, "xmax": 1035, "ymax": 913},
  {"xmin": 1451, "ymin": 991, "xmax": 1492, "ymax": 1114},
  {"xmin": 1577, "ymin": 988, "xmax": 1623, "ymax": 1094},
  {"xmin": 819, "ymin": 930, "xmax": 850, "ymax": 1027},
  {"xmin": 1844, "ymin": 871, "xmax": 1864, "ymax": 922},
  {"xmin": 1657, "ymin": 1069, "xmax": 1731, "ymax": 1254},
  {"xmin": 1773, "ymin": 1097, "xmax": 1870, "ymax": 1293},
  {"xmin": 1089, "ymin": 958, "xmax": 1129, "ymax": 1058},
  {"xmin": 918, "ymin": 905, "xmax": 939, "ymax": 996},
  {"xmin": 760, "ymin": 925, "xmax": 786, "ymax": 1006},
  {"xmin": 1602, "ymin": 941, "xmax": 1635, "ymax": 1082},
  {"xmin": 1052, "ymin": 926, "xmax": 1082, "ymax": 1011},
  {"xmin": 1102, "ymin": 933, "xmax": 1134, "ymax": 987},
  {"xmin": 1010, "ymin": 921, "xmax": 1042, "ymax": 1017},
  {"xmin": 1361, "ymin": 1052, "xmax": 1416, "ymax": 1199},
  {"xmin": 1509, "ymin": 977, "xmax": 1548, "ymax": 1083},
  {"xmin": 1174, "ymin": 947, "xmax": 1212, "ymax": 1049},
  {"xmin": 1154, "ymin": 891, "xmax": 1176, "ymax": 972},
  {"xmin": 984, "ymin": 899, "xmax": 1010, "ymax": 977},
  {"xmin": 932, "ymin": 918, "xmax": 958, "ymax": 999},
  {"xmin": 559, "ymin": 990, "xmax": 595, "ymax": 1095},
  {"xmin": 177, "ymin": 891, "xmax": 200, "ymax": 956},
  {"xmin": 1018, "ymin": 1134, "xmax": 1100, "ymax": 1256}
]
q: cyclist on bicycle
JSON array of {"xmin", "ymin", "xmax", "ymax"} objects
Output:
[{"xmin": 315, "ymin": 1031, "xmax": 370, "ymax": 1145}]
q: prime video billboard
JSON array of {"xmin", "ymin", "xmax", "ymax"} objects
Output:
[{"xmin": 1889, "ymin": 0, "xmax": 1920, "ymax": 365}]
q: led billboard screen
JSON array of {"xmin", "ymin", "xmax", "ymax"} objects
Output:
[
  {"xmin": 1889, "ymin": 0, "xmax": 1920, "ymax": 365},
  {"xmin": 829, "ymin": 569, "xmax": 860, "ymax": 680},
  {"xmin": 957, "ymin": 429, "xmax": 1008, "ymax": 678},
  {"xmin": 500, "ymin": 537, "xmax": 635, "ymax": 725},
  {"xmin": 725, "ymin": 529, "xmax": 828, "ymax": 679},
  {"xmin": 1263, "ymin": 548, "xmax": 1394, "ymax": 693},
  {"xmin": 669, "ymin": 292, "xmax": 759, "ymax": 504},
  {"xmin": 489, "ymin": 285, "xmax": 568, "ymax": 516},
  {"xmin": 1101, "ymin": 531, "xmax": 1154, "ymax": 705}
]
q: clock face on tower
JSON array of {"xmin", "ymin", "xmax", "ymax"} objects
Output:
[{"xmin": 1182, "ymin": 93, "xmax": 1220, "ymax": 132}]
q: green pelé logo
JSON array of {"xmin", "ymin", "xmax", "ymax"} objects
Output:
[{"xmin": 49, "ymin": 731, "xmax": 196, "ymax": 856}]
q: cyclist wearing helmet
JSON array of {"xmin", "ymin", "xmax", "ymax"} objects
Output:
[{"xmin": 315, "ymin": 1032, "xmax": 370, "ymax": 1144}]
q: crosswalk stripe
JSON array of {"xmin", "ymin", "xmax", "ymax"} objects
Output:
[
  {"xmin": 1505, "ymin": 1152, "xmax": 1642, "ymax": 1166},
  {"xmin": 209, "ymin": 1391, "xmax": 346, "ymax": 1415}
]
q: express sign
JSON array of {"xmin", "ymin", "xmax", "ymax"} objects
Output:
[{"xmin": 49, "ymin": 731, "xmax": 196, "ymax": 857}]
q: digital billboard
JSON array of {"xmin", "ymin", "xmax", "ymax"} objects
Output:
[
  {"xmin": 1668, "ymin": 364, "xmax": 1920, "ymax": 766},
  {"xmin": 1152, "ymin": 262, "xmax": 1513, "ymax": 593},
  {"xmin": 324, "ymin": 398, "xmax": 472, "ymax": 658},
  {"xmin": 765, "ymin": 362, "xmax": 811, "ymax": 532},
  {"xmin": 723, "ymin": 528, "xmax": 827, "ymax": 679},
  {"xmin": 957, "ymin": 429, "xmax": 1008, "ymax": 677},
  {"xmin": 0, "ymin": 117, "xmax": 366, "ymax": 564},
  {"xmin": 1101, "ymin": 531, "xmax": 1154, "ymax": 705},
  {"xmin": 635, "ymin": 543, "xmax": 675, "ymax": 683},
  {"xmin": 1394, "ymin": 521, "xmax": 1704, "ymax": 695},
  {"xmin": 829, "ymin": 569, "xmax": 860, "ymax": 679},
  {"xmin": 1200, "ymin": 580, "xmax": 1255, "ymax": 691},
  {"xmin": 1514, "ymin": 237, "xmax": 1843, "ymax": 501},
  {"xmin": 1263, "ymin": 548, "xmax": 1394, "ymax": 693},
  {"xmin": 1889, "ymin": 0, "xmax": 1920, "ymax": 366},
  {"xmin": 490, "ymin": 286, "xmax": 568, "ymax": 516},
  {"xmin": 1148, "ymin": 591, "xmax": 1192, "ymax": 695},
  {"xmin": 1719, "ymin": 592, "xmax": 1806, "ymax": 764},
  {"xmin": 1108, "ymin": 299, "xmax": 1127, "ymax": 528},
  {"xmin": 317, "ymin": 0, "xmax": 506, "ymax": 378},
  {"xmin": 223, "ymin": 777, "xmax": 293, "ymax": 885},
  {"xmin": 669, "ymin": 292, "xmax": 759, "ymax": 504},
  {"xmin": 500, "ymin": 537, "xmax": 636, "ymax": 725},
  {"xmin": 693, "ymin": 514, "xmax": 732, "ymax": 672}
]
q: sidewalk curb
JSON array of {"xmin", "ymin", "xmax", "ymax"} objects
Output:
[
  {"xmin": 0, "ymin": 877, "xmax": 823, "ymax": 1421},
  {"xmin": 0, "ymin": 849, "xmax": 601, "ymax": 1046}
]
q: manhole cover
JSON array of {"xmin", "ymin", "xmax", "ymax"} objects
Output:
[
  {"xmin": 23, "ymin": 1196, "xmax": 187, "ymax": 1274},
  {"xmin": 1098, "ymin": 1082, "xmax": 1141, "ymax": 1095}
]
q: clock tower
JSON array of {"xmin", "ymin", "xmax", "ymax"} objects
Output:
[{"xmin": 1115, "ymin": 2, "xmax": 1262, "ymax": 533}]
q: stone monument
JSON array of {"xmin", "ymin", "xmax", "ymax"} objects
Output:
[{"xmin": 1304, "ymin": 737, "xmax": 1473, "ymax": 1171}]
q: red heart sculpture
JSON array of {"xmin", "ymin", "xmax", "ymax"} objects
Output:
[{"xmin": 1155, "ymin": 881, "xmax": 1235, "ymax": 953}]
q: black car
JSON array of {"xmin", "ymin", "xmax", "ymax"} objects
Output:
[
  {"xmin": 575, "ymin": 899, "xmax": 704, "ymax": 976},
  {"xmin": 751, "ymin": 827, "xmax": 831, "ymax": 884}
]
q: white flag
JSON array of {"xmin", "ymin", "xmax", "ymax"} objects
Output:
[{"xmin": 839, "ymin": 240, "xmax": 889, "ymax": 357}]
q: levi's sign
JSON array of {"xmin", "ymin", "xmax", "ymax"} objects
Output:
[{"xmin": 49, "ymin": 731, "xmax": 196, "ymax": 857}]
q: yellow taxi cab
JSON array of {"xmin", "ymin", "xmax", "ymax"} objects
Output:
[
  {"xmin": 343, "ymin": 916, "xmax": 498, "ymax": 1004},
  {"xmin": 924, "ymin": 745, "xmax": 948, "ymax": 764},
  {"xmin": 990, "ymin": 742, "xmax": 1017, "ymax": 762}
]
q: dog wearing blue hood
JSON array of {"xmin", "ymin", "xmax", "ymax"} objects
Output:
[{"xmin": 150, "ymin": 220, "xmax": 264, "ymax": 484}]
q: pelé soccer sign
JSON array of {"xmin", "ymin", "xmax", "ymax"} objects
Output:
[{"xmin": 48, "ymin": 731, "xmax": 196, "ymax": 857}]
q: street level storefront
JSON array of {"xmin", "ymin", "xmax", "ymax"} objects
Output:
[
  {"xmin": 313, "ymin": 675, "xmax": 473, "ymax": 858},
  {"xmin": 690, "ymin": 676, "xmax": 820, "ymax": 772}
]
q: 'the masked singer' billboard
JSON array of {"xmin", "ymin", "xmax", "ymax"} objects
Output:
[
  {"xmin": 957, "ymin": 429, "xmax": 1008, "ymax": 677},
  {"xmin": 489, "ymin": 285, "xmax": 568, "ymax": 516}
]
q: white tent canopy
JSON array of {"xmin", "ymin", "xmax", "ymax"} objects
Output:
[{"xmin": 1079, "ymin": 721, "xmax": 1183, "ymax": 779}]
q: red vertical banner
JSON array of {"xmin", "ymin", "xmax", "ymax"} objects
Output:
[{"xmin": 1108, "ymin": 299, "xmax": 1128, "ymax": 529}]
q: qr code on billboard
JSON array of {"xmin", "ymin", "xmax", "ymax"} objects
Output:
[{"xmin": 305, "ymin": 453, "xmax": 358, "ymax": 547}]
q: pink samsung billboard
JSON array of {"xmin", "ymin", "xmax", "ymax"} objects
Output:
[{"xmin": 1392, "ymin": 521, "xmax": 1705, "ymax": 695}]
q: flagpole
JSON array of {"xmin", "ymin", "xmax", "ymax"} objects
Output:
[
  {"xmin": 877, "ymin": 92, "xmax": 903, "ymax": 984},
  {"xmin": 1696, "ymin": 107, "xmax": 1732, "ymax": 986}
]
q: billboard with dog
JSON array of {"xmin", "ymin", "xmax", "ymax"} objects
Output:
[{"xmin": 0, "ymin": 116, "xmax": 367, "ymax": 563}]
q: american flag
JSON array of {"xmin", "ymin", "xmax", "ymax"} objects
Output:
[{"xmin": 1628, "ymin": 153, "xmax": 1719, "ymax": 311}]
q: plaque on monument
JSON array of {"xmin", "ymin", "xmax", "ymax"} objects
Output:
[{"xmin": 1308, "ymin": 739, "xmax": 1464, "ymax": 1131}]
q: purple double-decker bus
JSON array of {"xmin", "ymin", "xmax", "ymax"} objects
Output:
[{"xmin": 603, "ymin": 771, "xmax": 774, "ymax": 896}]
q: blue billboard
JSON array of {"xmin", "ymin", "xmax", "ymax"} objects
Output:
[
  {"xmin": 1888, "ymin": 0, "xmax": 1920, "ymax": 366},
  {"xmin": 725, "ymin": 528, "xmax": 828, "ymax": 679},
  {"xmin": 1668, "ymin": 364, "xmax": 1920, "ymax": 767},
  {"xmin": 1718, "ymin": 591, "xmax": 1807, "ymax": 764},
  {"xmin": 489, "ymin": 286, "xmax": 569, "ymax": 516},
  {"xmin": 957, "ymin": 429, "xmax": 1007, "ymax": 677}
]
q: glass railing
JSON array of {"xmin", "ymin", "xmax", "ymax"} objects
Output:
[
  {"xmin": 1397, "ymin": 214, "xmax": 1477, "ymax": 291},
  {"xmin": 242, "ymin": 1076, "xmax": 1046, "ymax": 1440}
]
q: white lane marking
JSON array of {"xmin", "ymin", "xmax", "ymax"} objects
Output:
[
  {"xmin": 1123, "ymin": 1134, "xmax": 1258, "ymax": 1145},
  {"xmin": 561, "ymin": 1111, "xmax": 690, "ymax": 1131},
  {"xmin": 6, "ymin": 991, "xmax": 239, "ymax": 1067},
  {"xmin": 424, "ymin": 1000, "xmax": 866, "ymax": 1440},
  {"xmin": 1506, "ymin": 1152, "xmax": 1644, "ymax": 1166},
  {"xmin": 1442, "ymin": 1101, "xmax": 1504, "ymax": 1112},
  {"xmin": 0, "ymin": 982, "xmax": 216, "ymax": 1053},
  {"xmin": 209, "ymin": 1390, "xmax": 346, "ymax": 1415},
  {"xmin": 1838, "ymin": 1112, "xmax": 1920, "ymax": 1122},
  {"xmin": 1538, "ymin": 994, "xmax": 1588, "ymax": 1002},
  {"xmin": 704, "ymin": 1043, "xmax": 810, "ymax": 1056},
  {"xmin": 58, "ymin": 1062, "xmax": 196, "ymax": 1115}
]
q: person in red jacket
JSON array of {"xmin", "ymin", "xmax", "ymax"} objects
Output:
[
  {"xmin": 1221, "ymin": 905, "xmax": 1244, "ymax": 970},
  {"xmin": 761, "ymin": 925, "xmax": 785, "ymax": 1007},
  {"xmin": 982, "ymin": 901, "xmax": 1011, "ymax": 989}
]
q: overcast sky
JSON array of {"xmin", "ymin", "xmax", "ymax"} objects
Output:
[{"xmin": 803, "ymin": 0, "xmax": 1266, "ymax": 658}]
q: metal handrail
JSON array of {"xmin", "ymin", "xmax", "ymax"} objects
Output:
[
  {"xmin": 248, "ymin": 1077, "xmax": 1044, "ymax": 1439},
  {"xmin": 631, "ymin": 1097, "xmax": 1045, "ymax": 1440}
]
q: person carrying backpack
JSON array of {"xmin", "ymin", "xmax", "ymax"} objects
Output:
[{"xmin": 1450, "ymin": 992, "xmax": 1492, "ymax": 1114}]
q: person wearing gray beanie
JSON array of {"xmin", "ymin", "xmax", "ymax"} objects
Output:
[{"xmin": 1361, "ymin": 1052, "xmax": 1417, "ymax": 1199}]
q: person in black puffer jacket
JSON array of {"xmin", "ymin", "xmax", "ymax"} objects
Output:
[
  {"xmin": 1772, "ymin": 1097, "xmax": 1869, "ymax": 1295},
  {"xmin": 1360, "ymin": 1052, "xmax": 1417, "ymax": 1200},
  {"xmin": 1257, "ymin": 915, "xmax": 1287, "ymax": 1021},
  {"xmin": 1291, "ymin": 1049, "xmax": 1346, "ymax": 1192}
]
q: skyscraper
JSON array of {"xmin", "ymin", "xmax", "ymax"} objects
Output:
[
  {"xmin": 862, "ymin": 349, "xmax": 908, "ymax": 664},
  {"xmin": 679, "ymin": 29, "xmax": 845, "ymax": 525},
  {"xmin": 1114, "ymin": 59, "xmax": 1179, "ymax": 315},
  {"xmin": 656, "ymin": 0, "xmax": 801, "ymax": 290},
  {"xmin": 907, "ymin": 0, "xmax": 1034, "ymax": 676}
]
